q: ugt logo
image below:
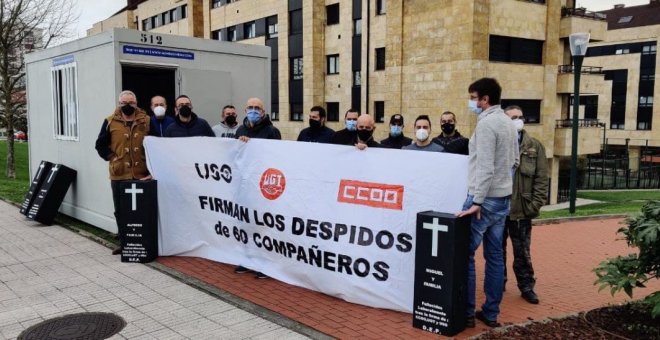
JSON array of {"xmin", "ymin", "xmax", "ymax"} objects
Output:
[
  {"xmin": 337, "ymin": 179, "xmax": 404, "ymax": 210},
  {"xmin": 260, "ymin": 168, "xmax": 286, "ymax": 200}
]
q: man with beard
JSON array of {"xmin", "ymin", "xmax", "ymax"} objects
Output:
[
  {"xmin": 297, "ymin": 106, "xmax": 335, "ymax": 143},
  {"xmin": 330, "ymin": 108, "xmax": 360, "ymax": 145},
  {"xmin": 432, "ymin": 111, "xmax": 469, "ymax": 155},
  {"xmin": 164, "ymin": 95, "xmax": 215, "ymax": 137},
  {"xmin": 212, "ymin": 105, "xmax": 240, "ymax": 138},
  {"xmin": 402, "ymin": 115, "xmax": 444, "ymax": 152}
]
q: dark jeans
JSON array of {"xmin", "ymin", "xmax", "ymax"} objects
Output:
[
  {"xmin": 503, "ymin": 217, "xmax": 536, "ymax": 292},
  {"xmin": 111, "ymin": 180, "xmax": 123, "ymax": 242}
]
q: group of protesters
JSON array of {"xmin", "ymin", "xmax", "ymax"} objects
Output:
[{"xmin": 94, "ymin": 77, "xmax": 549, "ymax": 328}]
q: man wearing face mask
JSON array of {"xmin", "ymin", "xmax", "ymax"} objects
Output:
[
  {"xmin": 149, "ymin": 95, "xmax": 175, "ymax": 137},
  {"xmin": 297, "ymin": 106, "xmax": 335, "ymax": 143},
  {"xmin": 235, "ymin": 97, "xmax": 281, "ymax": 141},
  {"xmin": 354, "ymin": 114, "xmax": 380, "ymax": 150},
  {"xmin": 432, "ymin": 111, "xmax": 469, "ymax": 155},
  {"xmin": 164, "ymin": 95, "xmax": 215, "ymax": 137},
  {"xmin": 212, "ymin": 105, "xmax": 240, "ymax": 138},
  {"xmin": 457, "ymin": 78, "xmax": 518, "ymax": 329},
  {"xmin": 502, "ymin": 105, "xmax": 548, "ymax": 305},
  {"xmin": 95, "ymin": 90, "xmax": 152, "ymax": 255},
  {"xmin": 330, "ymin": 109, "xmax": 360, "ymax": 145},
  {"xmin": 402, "ymin": 115, "xmax": 444, "ymax": 152},
  {"xmin": 380, "ymin": 114, "xmax": 412, "ymax": 149}
]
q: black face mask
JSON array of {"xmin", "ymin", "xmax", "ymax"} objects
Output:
[
  {"xmin": 121, "ymin": 104, "xmax": 135, "ymax": 116},
  {"xmin": 441, "ymin": 123, "xmax": 455, "ymax": 135},
  {"xmin": 179, "ymin": 106, "xmax": 192, "ymax": 118},
  {"xmin": 357, "ymin": 129, "xmax": 373, "ymax": 142},
  {"xmin": 225, "ymin": 115, "xmax": 237, "ymax": 125},
  {"xmin": 309, "ymin": 119, "xmax": 322, "ymax": 130}
]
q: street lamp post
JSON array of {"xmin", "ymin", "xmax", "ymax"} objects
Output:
[{"xmin": 568, "ymin": 32, "xmax": 590, "ymax": 214}]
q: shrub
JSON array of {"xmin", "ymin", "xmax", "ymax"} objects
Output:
[{"xmin": 594, "ymin": 200, "xmax": 660, "ymax": 317}]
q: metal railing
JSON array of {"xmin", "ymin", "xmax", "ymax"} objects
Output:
[
  {"xmin": 561, "ymin": 7, "xmax": 607, "ymax": 20},
  {"xmin": 558, "ymin": 65, "xmax": 604, "ymax": 74},
  {"xmin": 555, "ymin": 119, "xmax": 603, "ymax": 128}
]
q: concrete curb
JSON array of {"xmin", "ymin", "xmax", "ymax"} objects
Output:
[{"xmin": 533, "ymin": 214, "xmax": 629, "ymax": 226}]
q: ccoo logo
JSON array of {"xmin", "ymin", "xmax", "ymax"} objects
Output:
[
  {"xmin": 260, "ymin": 168, "xmax": 286, "ymax": 200},
  {"xmin": 337, "ymin": 179, "xmax": 404, "ymax": 210}
]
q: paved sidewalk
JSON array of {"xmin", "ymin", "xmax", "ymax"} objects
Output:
[{"xmin": 0, "ymin": 200, "xmax": 307, "ymax": 340}]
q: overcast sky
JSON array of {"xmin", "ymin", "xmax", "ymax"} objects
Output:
[{"xmin": 70, "ymin": 0, "xmax": 650, "ymax": 41}]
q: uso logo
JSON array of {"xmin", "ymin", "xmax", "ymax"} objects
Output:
[
  {"xmin": 260, "ymin": 168, "xmax": 286, "ymax": 200},
  {"xmin": 337, "ymin": 179, "xmax": 404, "ymax": 210}
]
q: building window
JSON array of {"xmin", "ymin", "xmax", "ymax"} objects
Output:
[
  {"xmin": 642, "ymin": 45, "xmax": 657, "ymax": 55},
  {"xmin": 376, "ymin": 0, "xmax": 386, "ymax": 15},
  {"xmin": 327, "ymin": 3, "xmax": 340, "ymax": 25},
  {"xmin": 353, "ymin": 71, "xmax": 361, "ymax": 86},
  {"xmin": 181, "ymin": 4, "xmax": 187, "ymax": 19},
  {"xmin": 154, "ymin": 15, "xmax": 162, "ymax": 28},
  {"xmin": 244, "ymin": 21, "xmax": 256, "ymax": 39},
  {"xmin": 51, "ymin": 61, "xmax": 79, "ymax": 140},
  {"xmin": 489, "ymin": 35, "xmax": 544, "ymax": 65},
  {"xmin": 291, "ymin": 57, "xmax": 303, "ymax": 80},
  {"xmin": 267, "ymin": 16, "xmax": 278, "ymax": 38},
  {"xmin": 354, "ymin": 18, "xmax": 362, "ymax": 36},
  {"xmin": 212, "ymin": 0, "xmax": 222, "ymax": 9},
  {"xmin": 162, "ymin": 12, "xmax": 170, "ymax": 25},
  {"xmin": 170, "ymin": 8, "xmax": 178, "ymax": 22},
  {"xmin": 212, "ymin": 29, "xmax": 222, "ymax": 41},
  {"xmin": 501, "ymin": 99, "xmax": 541, "ymax": 124},
  {"xmin": 290, "ymin": 9, "xmax": 303, "ymax": 35},
  {"xmin": 374, "ymin": 101, "xmax": 384, "ymax": 123},
  {"xmin": 615, "ymin": 48, "xmax": 630, "ymax": 54},
  {"xmin": 271, "ymin": 103, "xmax": 279, "ymax": 121},
  {"xmin": 618, "ymin": 15, "xmax": 633, "ymax": 24},
  {"xmin": 327, "ymin": 54, "xmax": 339, "ymax": 75},
  {"xmin": 291, "ymin": 103, "xmax": 303, "ymax": 121},
  {"xmin": 327, "ymin": 102, "xmax": 339, "ymax": 122},
  {"xmin": 227, "ymin": 26, "xmax": 237, "ymax": 41},
  {"xmin": 639, "ymin": 96, "xmax": 653, "ymax": 107},
  {"xmin": 142, "ymin": 18, "xmax": 151, "ymax": 31},
  {"xmin": 375, "ymin": 47, "xmax": 385, "ymax": 70}
]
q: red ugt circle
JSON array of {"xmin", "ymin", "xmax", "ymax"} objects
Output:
[{"xmin": 260, "ymin": 168, "xmax": 286, "ymax": 200}]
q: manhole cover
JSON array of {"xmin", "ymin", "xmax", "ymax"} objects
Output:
[{"xmin": 18, "ymin": 312, "xmax": 126, "ymax": 340}]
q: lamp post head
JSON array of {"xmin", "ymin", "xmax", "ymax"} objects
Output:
[{"xmin": 569, "ymin": 32, "xmax": 590, "ymax": 56}]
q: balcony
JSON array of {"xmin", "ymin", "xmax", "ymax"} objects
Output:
[
  {"xmin": 553, "ymin": 119, "xmax": 603, "ymax": 156},
  {"xmin": 559, "ymin": 7, "xmax": 607, "ymax": 41},
  {"xmin": 556, "ymin": 65, "xmax": 605, "ymax": 94}
]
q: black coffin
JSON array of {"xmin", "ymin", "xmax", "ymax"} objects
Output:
[
  {"xmin": 20, "ymin": 160, "xmax": 53, "ymax": 215},
  {"xmin": 412, "ymin": 211, "xmax": 470, "ymax": 336},
  {"xmin": 119, "ymin": 180, "xmax": 158, "ymax": 263},
  {"xmin": 26, "ymin": 164, "xmax": 77, "ymax": 225}
]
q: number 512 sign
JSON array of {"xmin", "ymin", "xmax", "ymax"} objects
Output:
[{"xmin": 140, "ymin": 33, "xmax": 163, "ymax": 45}]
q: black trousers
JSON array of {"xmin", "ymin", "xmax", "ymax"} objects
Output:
[{"xmin": 503, "ymin": 217, "xmax": 536, "ymax": 292}]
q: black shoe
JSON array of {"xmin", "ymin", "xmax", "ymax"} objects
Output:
[
  {"xmin": 465, "ymin": 316, "xmax": 475, "ymax": 328},
  {"xmin": 111, "ymin": 246, "xmax": 122, "ymax": 255},
  {"xmin": 234, "ymin": 265, "xmax": 252, "ymax": 274},
  {"xmin": 476, "ymin": 311, "xmax": 501, "ymax": 328},
  {"xmin": 521, "ymin": 290, "xmax": 539, "ymax": 304},
  {"xmin": 255, "ymin": 272, "xmax": 268, "ymax": 279}
]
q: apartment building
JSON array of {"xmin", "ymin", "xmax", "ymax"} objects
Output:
[{"xmin": 88, "ymin": 0, "xmax": 660, "ymax": 203}]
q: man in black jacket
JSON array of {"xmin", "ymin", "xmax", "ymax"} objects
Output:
[
  {"xmin": 163, "ymin": 95, "xmax": 215, "ymax": 137},
  {"xmin": 235, "ymin": 97, "xmax": 281, "ymax": 141},
  {"xmin": 380, "ymin": 114, "xmax": 412, "ymax": 149},
  {"xmin": 432, "ymin": 111, "xmax": 469, "ymax": 155},
  {"xmin": 297, "ymin": 106, "xmax": 334, "ymax": 143},
  {"xmin": 355, "ymin": 114, "xmax": 380, "ymax": 150},
  {"xmin": 330, "ymin": 108, "xmax": 359, "ymax": 145}
]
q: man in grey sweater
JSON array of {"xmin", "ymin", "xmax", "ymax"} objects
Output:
[{"xmin": 458, "ymin": 78, "xmax": 518, "ymax": 328}]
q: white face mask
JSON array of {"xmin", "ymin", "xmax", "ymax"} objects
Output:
[
  {"xmin": 153, "ymin": 106, "xmax": 166, "ymax": 117},
  {"xmin": 416, "ymin": 128, "xmax": 429, "ymax": 142},
  {"xmin": 512, "ymin": 118, "xmax": 524, "ymax": 132}
]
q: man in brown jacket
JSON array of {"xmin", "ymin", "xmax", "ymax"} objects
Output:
[
  {"xmin": 95, "ymin": 90, "xmax": 151, "ymax": 254},
  {"xmin": 503, "ymin": 105, "xmax": 549, "ymax": 304}
]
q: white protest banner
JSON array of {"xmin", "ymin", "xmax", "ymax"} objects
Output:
[{"xmin": 144, "ymin": 137, "xmax": 468, "ymax": 313}]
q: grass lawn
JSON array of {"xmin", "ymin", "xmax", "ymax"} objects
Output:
[
  {"xmin": 537, "ymin": 190, "xmax": 660, "ymax": 219},
  {"xmin": 0, "ymin": 140, "xmax": 30, "ymax": 204}
]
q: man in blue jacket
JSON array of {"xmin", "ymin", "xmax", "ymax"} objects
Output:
[
  {"xmin": 164, "ymin": 95, "xmax": 215, "ymax": 137},
  {"xmin": 149, "ymin": 95, "xmax": 175, "ymax": 137}
]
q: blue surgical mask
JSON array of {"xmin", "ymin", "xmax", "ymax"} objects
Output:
[
  {"xmin": 247, "ymin": 110, "xmax": 261, "ymax": 124},
  {"xmin": 346, "ymin": 120, "xmax": 357, "ymax": 131},
  {"xmin": 390, "ymin": 125, "xmax": 402, "ymax": 136},
  {"xmin": 468, "ymin": 99, "xmax": 482, "ymax": 115}
]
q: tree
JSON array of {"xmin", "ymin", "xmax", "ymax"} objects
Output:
[
  {"xmin": 0, "ymin": 0, "xmax": 77, "ymax": 178},
  {"xmin": 594, "ymin": 200, "xmax": 660, "ymax": 318}
]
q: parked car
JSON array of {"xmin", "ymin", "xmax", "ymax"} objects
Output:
[{"xmin": 14, "ymin": 131, "xmax": 27, "ymax": 141}]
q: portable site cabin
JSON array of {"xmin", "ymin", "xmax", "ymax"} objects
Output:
[{"xmin": 25, "ymin": 28, "xmax": 270, "ymax": 232}]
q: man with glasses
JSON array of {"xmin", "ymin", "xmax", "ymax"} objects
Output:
[
  {"xmin": 502, "ymin": 105, "xmax": 548, "ymax": 305},
  {"xmin": 432, "ymin": 111, "xmax": 469, "ymax": 155},
  {"xmin": 235, "ymin": 97, "xmax": 281, "ymax": 141},
  {"xmin": 95, "ymin": 90, "xmax": 152, "ymax": 255},
  {"xmin": 164, "ymin": 95, "xmax": 215, "ymax": 137},
  {"xmin": 330, "ymin": 108, "xmax": 360, "ymax": 145},
  {"xmin": 380, "ymin": 114, "xmax": 412, "ymax": 149}
]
